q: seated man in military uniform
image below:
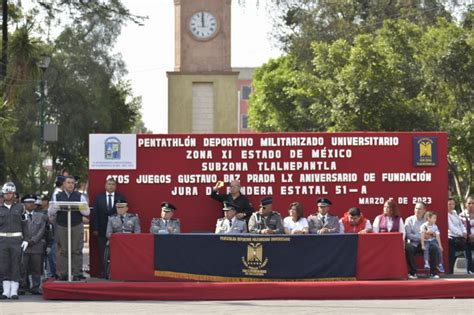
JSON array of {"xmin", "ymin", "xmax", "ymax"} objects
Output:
[
  {"xmin": 215, "ymin": 202, "xmax": 247, "ymax": 234},
  {"xmin": 248, "ymin": 197, "xmax": 284, "ymax": 234},
  {"xmin": 308, "ymin": 198, "xmax": 340, "ymax": 234},
  {"xmin": 106, "ymin": 199, "xmax": 141, "ymax": 238},
  {"xmin": 150, "ymin": 202, "xmax": 180, "ymax": 234}
]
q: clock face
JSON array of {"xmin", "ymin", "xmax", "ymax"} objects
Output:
[{"xmin": 189, "ymin": 11, "xmax": 218, "ymax": 40}]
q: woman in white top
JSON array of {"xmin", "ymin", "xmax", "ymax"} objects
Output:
[
  {"xmin": 283, "ymin": 202, "xmax": 309, "ymax": 234},
  {"xmin": 372, "ymin": 199, "xmax": 405, "ymax": 239}
]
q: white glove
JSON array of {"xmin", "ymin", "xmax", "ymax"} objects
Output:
[
  {"xmin": 21, "ymin": 241, "xmax": 28, "ymax": 251},
  {"xmin": 46, "ymin": 247, "xmax": 52, "ymax": 255}
]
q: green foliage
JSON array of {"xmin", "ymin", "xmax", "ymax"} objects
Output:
[
  {"xmin": 0, "ymin": 1, "xmax": 146, "ymax": 193},
  {"xmin": 250, "ymin": 14, "xmax": 473, "ymax": 197},
  {"xmin": 268, "ymin": 0, "xmax": 452, "ymax": 69}
]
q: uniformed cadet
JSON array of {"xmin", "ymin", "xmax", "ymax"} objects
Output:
[
  {"xmin": 106, "ymin": 199, "xmax": 141, "ymax": 238},
  {"xmin": 20, "ymin": 194, "xmax": 48, "ymax": 295},
  {"xmin": 215, "ymin": 202, "xmax": 247, "ymax": 234},
  {"xmin": 307, "ymin": 198, "xmax": 340, "ymax": 234},
  {"xmin": 0, "ymin": 182, "xmax": 27, "ymax": 300},
  {"xmin": 150, "ymin": 202, "xmax": 180, "ymax": 234},
  {"xmin": 248, "ymin": 197, "xmax": 284, "ymax": 234}
]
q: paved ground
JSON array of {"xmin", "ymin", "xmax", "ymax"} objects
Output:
[
  {"xmin": 1, "ymin": 297, "xmax": 473, "ymax": 315},
  {"xmin": 2, "ymin": 249, "xmax": 470, "ymax": 314}
]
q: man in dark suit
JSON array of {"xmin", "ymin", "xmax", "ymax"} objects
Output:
[{"xmin": 91, "ymin": 178, "xmax": 126, "ymax": 278}]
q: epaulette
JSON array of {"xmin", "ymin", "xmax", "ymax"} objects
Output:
[
  {"xmin": 272, "ymin": 211, "xmax": 281, "ymax": 216},
  {"xmin": 151, "ymin": 218, "xmax": 159, "ymax": 222},
  {"xmin": 128, "ymin": 213, "xmax": 137, "ymax": 217},
  {"xmin": 170, "ymin": 218, "xmax": 179, "ymax": 221},
  {"xmin": 217, "ymin": 218, "xmax": 225, "ymax": 221}
]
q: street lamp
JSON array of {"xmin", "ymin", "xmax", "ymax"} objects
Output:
[
  {"xmin": 37, "ymin": 54, "xmax": 51, "ymax": 144},
  {"xmin": 36, "ymin": 54, "xmax": 53, "ymax": 199}
]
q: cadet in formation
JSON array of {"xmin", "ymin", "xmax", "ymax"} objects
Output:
[
  {"xmin": 106, "ymin": 199, "xmax": 141, "ymax": 238},
  {"xmin": 248, "ymin": 197, "xmax": 284, "ymax": 234},
  {"xmin": 215, "ymin": 202, "xmax": 247, "ymax": 234},
  {"xmin": 0, "ymin": 182, "xmax": 26, "ymax": 300},
  {"xmin": 150, "ymin": 202, "xmax": 180, "ymax": 234},
  {"xmin": 20, "ymin": 194, "xmax": 48, "ymax": 295}
]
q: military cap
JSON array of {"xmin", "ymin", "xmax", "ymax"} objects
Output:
[
  {"xmin": 222, "ymin": 201, "xmax": 239, "ymax": 211},
  {"xmin": 317, "ymin": 198, "xmax": 332, "ymax": 207},
  {"xmin": 260, "ymin": 196, "xmax": 273, "ymax": 206},
  {"xmin": 2, "ymin": 182, "xmax": 16, "ymax": 194},
  {"xmin": 115, "ymin": 198, "xmax": 128, "ymax": 207},
  {"xmin": 21, "ymin": 194, "xmax": 37, "ymax": 203},
  {"xmin": 161, "ymin": 202, "xmax": 177, "ymax": 212}
]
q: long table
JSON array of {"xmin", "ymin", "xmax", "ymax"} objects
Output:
[{"xmin": 109, "ymin": 233, "xmax": 407, "ymax": 281}]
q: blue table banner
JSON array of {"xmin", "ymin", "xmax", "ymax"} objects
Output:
[{"xmin": 154, "ymin": 234, "xmax": 358, "ymax": 281}]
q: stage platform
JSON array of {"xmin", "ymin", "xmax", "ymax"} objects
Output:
[{"xmin": 43, "ymin": 278, "xmax": 474, "ymax": 301}]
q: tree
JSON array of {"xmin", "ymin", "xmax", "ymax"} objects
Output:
[
  {"xmin": 416, "ymin": 16, "xmax": 474, "ymax": 198},
  {"xmin": 0, "ymin": 23, "xmax": 41, "ymax": 190},
  {"xmin": 266, "ymin": 0, "xmax": 452, "ymax": 69},
  {"xmin": 0, "ymin": 2, "xmax": 146, "ymax": 193},
  {"xmin": 249, "ymin": 17, "xmax": 473, "ymax": 197}
]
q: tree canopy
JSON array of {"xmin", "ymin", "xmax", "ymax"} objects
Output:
[
  {"xmin": 250, "ymin": 2, "xmax": 473, "ymax": 199},
  {"xmin": 0, "ymin": 1, "xmax": 147, "ymax": 193}
]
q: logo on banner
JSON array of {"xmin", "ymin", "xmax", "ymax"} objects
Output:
[
  {"xmin": 104, "ymin": 137, "xmax": 121, "ymax": 160},
  {"xmin": 89, "ymin": 134, "xmax": 136, "ymax": 170},
  {"xmin": 413, "ymin": 137, "xmax": 438, "ymax": 166},
  {"xmin": 241, "ymin": 243, "xmax": 268, "ymax": 276}
]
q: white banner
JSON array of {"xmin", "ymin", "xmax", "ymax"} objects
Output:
[{"xmin": 89, "ymin": 134, "xmax": 137, "ymax": 169}]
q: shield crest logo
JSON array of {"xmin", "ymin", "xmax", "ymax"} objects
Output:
[
  {"xmin": 242, "ymin": 242, "xmax": 268, "ymax": 270},
  {"xmin": 105, "ymin": 137, "xmax": 121, "ymax": 160}
]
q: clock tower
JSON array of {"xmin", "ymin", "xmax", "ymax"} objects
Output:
[{"xmin": 168, "ymin": 0, "xmax": 238, "ymax": 133}]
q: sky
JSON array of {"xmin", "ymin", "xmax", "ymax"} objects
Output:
[{"xmin": 114, "ymin": 0, "xmax": 282, "ymax": 134}]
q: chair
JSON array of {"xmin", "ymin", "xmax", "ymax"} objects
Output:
[
  {"xmin": 103, "ymin": 241, "xmax": 110, "ymax": 279},
  {"xmin": 453, "ymin": 257, "xmax": 466, "ymax": 274}
]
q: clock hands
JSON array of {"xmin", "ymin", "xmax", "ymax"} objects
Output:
[{"xmin": 190, "ymin": 12, "xmax": 216, "ymax": 39}]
